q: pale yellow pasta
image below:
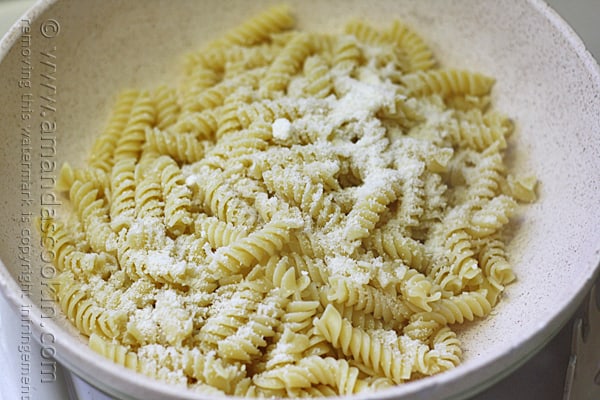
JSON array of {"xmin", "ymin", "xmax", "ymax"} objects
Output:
[
  {"xmin": 183, "ymin": 4, "xmax": 294, "ymax": 75},
  {"xmin": 144, "ymin": 128, "xmax": 209, "ymax": 165},
  {"xmin": 332, "ymin": 302, "xmax": 387, "ymax": 331},
  {"xmin": 198, "ymin": 281, "xmax": 266, "ymax": 350},
  {"xmin": 302, "ymin": 55, "xmax": 333, "ymax": 98},
  {"xmin": 152, "ymin": 85, "xmax": 180, "ymax": 130},
  {"xmin": 89, "ymin": 333, "xmax": 139, "ymax": 370},
  {"xmin": 254, "ymin": 355, "xmax": 369, "ymax": 394},
  {"xmin": 172, "ymin": 108, "xmax": 218, "ymax": 139},
  {"xmin": 215, "ymin": 4, "xmax": 295, "ymax": 49},
  {"xmin": 113, "ymin": 91, "xmax": 156, "ymax": 162},
  {"xmin": 344, "ymin": 19, "xmax": 387, "ymax": 46},
  {"xmin": 134, "ymin": 170, "xmax": 163, "ymax": 220},
  {"xmin": 109, "ymin": 158, "xmax": 136, "ymax": 232},
  {"xmin": 365, "ymin": 227, "xmax": 431, "ymax": 272},
  {"xmin": 447, "ymin": 109, "xmax": 513, "ymax": 151},
  {"xmin": 236, "ymin": 98, "xmax": 305, "ymax": 129},
  {"xmin": 56, "ymin": 162, "xmax": 109, "ymax": 195},
  {"xmin": 262, "ymin": 165, "xmax": 342, "ymax": 229},
  {"xmin": 195, "ymin": 214, "xmax": 249, "ymax": 249},
  {"xmin": 314, "ymin": 304, "xmax": 421, "ymax": 383},
  {"xmin": 258, "ymin": 255, "xmax": 311, "ymax": 296},
  {"xmin": 260, "ymin": 32, "xmax": 318, "ymax": 95},
  {"xmin": 330, "ymin": 34, "xmax": 362, "ymax": 73},
  {"xmin": 53, "ymin": 273, "xmax": 126, "ymax": 339},
  {"xmin": 89, "ymin": 89, "xmax": 140, "ymax": 172},
  {"xmin": 153, "ymin": 155, "xmax": 193, "ymax": 236},
  {"xmin": 283, "ymin": 300, "xmax": 321, "ymax": 334},
  {"xmin": 69, "ymin": 180, "xmax": 117, "ymax": 255},
  {"xmin": 38, "ymin": 217, "xmax": 76, "ymax": 272},
  {"xmin": 180, "ymin": 67, "xmax": 220, "ymax": 110},
  {"xmin": 209, "ymin": 219, "xmax": 299, "ymax": 280},
  {"xmin": 344, "ymin": 171, "xmax": 403, "ymax": 241},
  {"xmin": 506, "ymin": 173, "xmax": 538, "ymax": 203},
  {"xmin": 40, "ymin": 5, "xmax": 537, "ymax": 398},
  {"xmin": 263, "ymin": 328, "xmax": 312, "ymax": 369},
  {"xmin": 286, "ymin": 253, "xmax": 329, "ymax": 284},
  {"xmin": 384, "ymin": 19, "xmax": 436, "ymax": 72},
  {"xmin": 402, "ymin": 68, "xmax": 496, "ymax": 98},
  {"xmin": 217, "ymin": 290, "xmax": 285, "ymax": 361}
]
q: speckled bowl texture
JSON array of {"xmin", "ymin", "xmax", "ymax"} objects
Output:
[{"xmin": 1, "ymin": 1, "xmax": 599, "ymax": 399}]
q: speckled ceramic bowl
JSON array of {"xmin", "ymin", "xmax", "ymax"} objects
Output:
[{"xmin": 1, "ymin": 0, "xmax": 599, "ymax": 399}]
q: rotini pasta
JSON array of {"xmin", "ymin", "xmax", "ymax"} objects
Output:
[
  {"xmin": 88, "ymin": 90, "xmax": 140, "ymax": 172},
  {"xmin": 41, "ymin": 5, "xmax": 536, "ymax": 398},
  {"xmin": 402, "ymin": 69, "xmax": 495, "ymax": 98}
]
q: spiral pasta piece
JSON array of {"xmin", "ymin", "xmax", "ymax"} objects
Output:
[
  {"xmin": 134, "ymin": 170, "xmax": 163, "ymax": 220},
  {"xmin": 89, "ymin": 89, "xmax": 139, "ymax": 172},
  {"xmin": 331, "ymin": 35, "xmax": 362, "ymax": 73},
  {"xmin": 37, "ymin": 217, "xmax": 75, "ymax": 272},
  {"xmin": 257, "ymin": 255, "xmax": 311, "ymax": 296},
  {"xmin": 152, "ymin": 85, "xmax": 180, "ymax": 130},
  {"xmin": 365, "ymin": 227, "xmax": 430, "ymax": 272},
  {"xmin": 344, "ymin": 172, "xmax": 402, "ymax": 241},
  {"xmin": 54, "ymin": 274, "xmax": 126, "ymax": 338},
  {"xmin": 385, "ymin": 20, "xmax": 436, "ymax": 71},
  {"xmin": 195, "ymin": 214, "xmax": 249, "ymax": 249},
  {"xmin": 447, "ymin": 109, "xmax": 513, "ymax": 151},
  {"xmin": 326, "ymin": 276, "xmax": 410, "ymax": 324},
  {"xmin": 195, "ymin": 169, "xmax": 259, "ymax": 227},
  {"xmin": 236, "ymin": 99, "xmax": 306, "ymax": 129},
  {"xmin": 477, "ymin": 236, "xmax": 515, "ymax": 287},
  {"xmin": 261, "ymin": 32, "xmax": 317, "ymax": 95},
  {"xmin": 402, "ymin": 69, "xmax": 495, "ymax": 98},
  {"xmin": 254, "ymin": 355, "xmax": 369, "ymax": 395},
  {"xmin": 144, "ymin": 127, "xmax": 209, "ymax": 164},
  {"xmin": 173, "ymin": 109, "xmax": 218, "ymax": 139},
  {"xmin": 181, "ymin": 67, "xmax": 220, "ymax": 108},
  {"xmin": 506, "ymin": 173, "xmax": 537, "ymax": 203},
  {"xmin": 110, "ymin": 158, "xmax": 136, "ymax": 231},
  {"xmin": 89, "ymin": 333, "xmax": 139, "ymax": 370},
  {"xmin": 56, "ymin": 163, "xmax": 109, "ymax": 195},
  {"xmin": 218, "ymin": 4, "xmax": 294, "ymax": 47},
  {"xmin": 69, "ymin": 180, "xmax": 117, "ymax": 254},
  {"xmin": 344, "ymin": 19, "xmax": 387, "ymax": 46},
  {"xmin": 198, "ymin": 281, "xmax": 266, "ymax": 350},
  {"xmin": 153, "ymin": 156, "xmax": 192, "ymax": 236},
  {"xmin": 428, "ymin": 290, "xmax": 492, "ymax": 324},
  {"xmin": 210, "ymin": 219, "xmax": 299, "ymax": 279},
  {"xmin": 263, "ymin": 165, "xmax": 342, "ymax": 229},
  {"xmin": 314, "ymin": 305, "xmax": 421, "ymax": 384},
  {"xmin": 283, "ymin": 300, "xmax": 321, "ymax": 334},
  {"xmin": 218, "ymin": 290, "xmax": 286, "ymax": 361},
  {"xmin": 113, "ymin": 91, "xmax": 156, "ymax": 162},
  {"xmin": 303, "ymin": 55, "xmax": 333, "ymax": 98}
]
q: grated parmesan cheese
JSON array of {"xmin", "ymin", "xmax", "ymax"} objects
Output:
[{"xmin": 272, "ymin": 118, "xmax": 292, "ymax": 140}]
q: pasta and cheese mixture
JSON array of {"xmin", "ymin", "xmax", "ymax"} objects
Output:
[{"xmin": 40, "ymin": 5, "xmax": 536, "ymax": 397}]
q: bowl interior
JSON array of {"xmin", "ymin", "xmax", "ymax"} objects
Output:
[{"xmin": 0, "ymin": 0, "xmax": 599, "ymax": 399}]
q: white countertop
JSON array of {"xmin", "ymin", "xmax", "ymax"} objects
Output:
[{"xmin": 1, "ymin": 1, "xmax": 598, "ymax": 399}]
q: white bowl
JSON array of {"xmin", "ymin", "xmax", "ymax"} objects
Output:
[{"xmin": 0, "ymin": 0, "xmax": 599, "ymax": 399}]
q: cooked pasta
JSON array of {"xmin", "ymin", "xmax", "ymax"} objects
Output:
[{"xmin": 41, "ymin": 4, "xmax": 537, "ymax": 397}]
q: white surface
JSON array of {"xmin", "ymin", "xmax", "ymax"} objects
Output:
[
  {"xmin": 0, "ymin": 1, "xmax": 598, "ymax": 400},
  {"xmin": 0, "ymin": 292, "xmax": 71, "ymax": 400},
  {"xmin": 0, "ymin": 4, "xmax": 69, "ymax": 400},
  {"xmin": 0, "ymin": 293, "xmax": 22, "ymax": 400}
]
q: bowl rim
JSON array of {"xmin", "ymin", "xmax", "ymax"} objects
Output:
[{"xmin": 0, "ymin": 0, "xmax": 599, "ymax": 399}]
